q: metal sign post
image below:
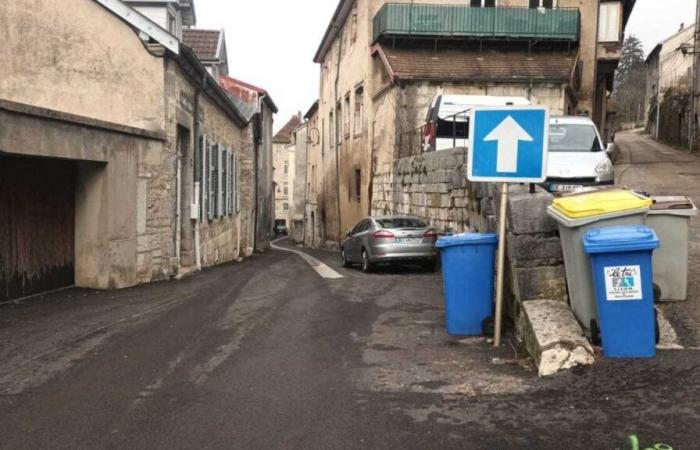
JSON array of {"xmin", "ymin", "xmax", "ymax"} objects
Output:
[
  {"xmin": 494, "ymin": 183, "xmax": 509, "ymax": 348},
  {"xmin": 468, "ymin": 106, "xmax": 550, "ymax": 348}
]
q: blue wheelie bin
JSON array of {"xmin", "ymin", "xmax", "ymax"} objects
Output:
[
  {"xmin": 582, "ymin": 226, "xmax": 660, "ymax": 358},
  {"xmin": 436, "ymin": 233, "xmax": 498, "ymax": 336}
]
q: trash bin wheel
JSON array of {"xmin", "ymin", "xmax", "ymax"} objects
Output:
[
  {"xmin": 482, "ymin": 317, "xmax": 495, "ymax": 337},
  {"xmin": 653, "ymin": 283, "xmax": 662, "ymax": 304},
  {"xmin": 590, "ymin": 319, "xmax": 602, "ymax": 346},
  {"xmin": 655, "ymin": 307, "xmax": 661, "ymax": 345}
]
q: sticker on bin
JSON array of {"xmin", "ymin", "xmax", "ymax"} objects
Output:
[{"xmin": 604, "ymin": 266, "xmax": 643, "ymax": 301}]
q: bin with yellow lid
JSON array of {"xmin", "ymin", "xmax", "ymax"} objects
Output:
[{"xmin": 547, "ymin": 189, "xmax": 652, "ymax": 336}]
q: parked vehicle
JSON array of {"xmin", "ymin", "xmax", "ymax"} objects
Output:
[
  {"xmin": 274, "ymin": 220, "xmax": 288, "ymax": 237},
  {"xmin": 423, "ymin": 95, "xmax": 531, "ymax": 152},
  {"xmin": 340, "ymin": 216, "xmax": 438, "ymax": 272},
  {"xmin": 545, "ymin": 116, "xmax": 616, "ymax": 193}
]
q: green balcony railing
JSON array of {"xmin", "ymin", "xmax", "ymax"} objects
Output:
[{"xmin": 373, "ymin": 4, "xmax": 580, "ymax": 42}]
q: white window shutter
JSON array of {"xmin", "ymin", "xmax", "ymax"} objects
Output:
[
  {"xmin": 217, "ymin": 146, "xmax": 224, "ymax": 218},
  {"xmin": 234, "ymin": 153, "xmax": 239, "ymax": 214},
  {"xmin": 208, "ymin": 144, "xmax": 216, "ymax": 221},
  {"xmin": 199, "ymin": 135, "xmax": 207, "ymax": 223}
]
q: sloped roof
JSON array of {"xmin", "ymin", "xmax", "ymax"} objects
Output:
[
  {"xmin": 182, "ymin": 29, "xmax": 222, "ymax": 61},
  {"xmin": 273, "ymin": 115, "xmax": 303, "ymax": 144},
  {"xmin": 219, "ymin": 75, "xmax": 279, "ymax": 114},
  {"xmin": 373, "ymin": 45, "xmax": 576, "ymax": 83}
]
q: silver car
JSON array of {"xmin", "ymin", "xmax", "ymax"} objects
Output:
[{"xmin": 340, "ymin": 217, "xmax": 438, "ymax": 272}]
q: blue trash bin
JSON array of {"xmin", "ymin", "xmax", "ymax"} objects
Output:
[
  {"xmin": 583, "ymin": 226, "xmax": 660, "ymax": 358},
  {"xmin": 436, "ymin": 233, "xmax": 498, "ymax": 336}
]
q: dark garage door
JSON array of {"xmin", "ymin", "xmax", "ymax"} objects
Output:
[{"xmin": 0, "ymin": 155, "xmax": 75, "ymax": 301}]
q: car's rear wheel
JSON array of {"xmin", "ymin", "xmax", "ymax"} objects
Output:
[
  {"xmin": 361, "ymin": 249, "xmax": 373, "ymax": 273},
  {"xmin": 341, "ymin": 248, "xmax": 350, "ymax": 268}
]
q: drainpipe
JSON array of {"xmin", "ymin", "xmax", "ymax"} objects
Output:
[
  {"xmin": 192, "ymin": 75, "xmax": 206, "ymax": 270},
  {"xmin": 175, "ymin": 148, "xmax": 182, "ymax": 272},
  {"xmin": 334, "ymin": 26, "xmax": 344, "ymax": 242},
  {"xmin": 253, "ymin": 99, "xmax": 262, "ymax": 252}
]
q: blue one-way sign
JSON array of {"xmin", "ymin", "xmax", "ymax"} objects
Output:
[{"xmin": 468, "ymin": 106, "xmax": 549, "ymax": 183}]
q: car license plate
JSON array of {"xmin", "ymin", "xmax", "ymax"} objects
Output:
[
  {"xmin": 398, "ymin": 238, "xmax": 422, "ymax": 244},
  {"xmin": 555, "ymin": 184, "xmax": 584, "ymax": 192}
]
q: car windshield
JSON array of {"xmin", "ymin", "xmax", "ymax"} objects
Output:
[
  {"xmin": 549, "ymin": 124, "xmax": 603, "ymax": 152},
  {"xmin": 376, "ymin": 218, "xmax": 427, "ymax": 229}
]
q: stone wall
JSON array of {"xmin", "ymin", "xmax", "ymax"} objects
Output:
[{"xmin": 371, "ymin": 149, "xmax": 568, "ymax": 323}]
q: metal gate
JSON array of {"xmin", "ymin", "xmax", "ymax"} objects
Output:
[{"xmin": 0, "ymin": 155, "xmax": 75, "ymax": 301}]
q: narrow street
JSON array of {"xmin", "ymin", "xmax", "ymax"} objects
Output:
[
  {"xmin": 1, "ymin": 232, "xmax": 700, "ymax": 449},
  {"xmin": 615, "ymin": 130, "xmax": 700, "ymax": 347}
]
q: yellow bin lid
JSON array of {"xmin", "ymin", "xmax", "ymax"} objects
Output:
[{"xmin": 552, "ymin": 189, "xmax": 653, "ymax": 219}]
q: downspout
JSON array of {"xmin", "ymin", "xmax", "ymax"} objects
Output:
[
  {"xmin": 334, "ymin": 26, "xmax": 344, "ymax": 242},
  {"xmin": 253, "ymin": 98, "xmax": 262, "ymax": 252},
  {"xmin": 193, "ymin": 75, "xmax": 206, "ymax": 270}
]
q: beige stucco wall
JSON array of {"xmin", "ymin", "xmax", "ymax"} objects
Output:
[{"xmin": 0, "ymin": 0, "xmax": 165, "ymax": 131}]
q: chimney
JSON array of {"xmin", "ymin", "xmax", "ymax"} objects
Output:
[{"xmin": 680, "ymin": 22, "xmax": 685, "ymax": 32}]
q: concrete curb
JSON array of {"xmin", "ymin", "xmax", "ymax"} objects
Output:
[{"xmin": 519, "ymin": 300, "xmax": 595, "ymax": 377}]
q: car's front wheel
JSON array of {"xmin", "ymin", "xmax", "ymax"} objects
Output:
[
  {"xmin": 341, "ymin": 248, "xmax": 351, "ymax": 268},
  {"xmin": 361, "ymin": 249, "xmax": 373, "ymax": 273}
]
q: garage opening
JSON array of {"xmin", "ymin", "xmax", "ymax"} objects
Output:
[{"xmin": 0, "ymin": 154, "xmax": 76, "ymax": 301}]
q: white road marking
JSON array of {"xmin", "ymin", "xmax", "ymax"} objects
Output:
[{"xmin": 271, "ymin": 238, "xmax": 343, "ymax": 279}]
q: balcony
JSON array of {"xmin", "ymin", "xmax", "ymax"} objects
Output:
[{"xmin": 373, "ymin": 4, "xmax": 580, "ymax": 43}]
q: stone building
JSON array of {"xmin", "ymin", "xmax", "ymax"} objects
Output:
[
  {"xmin": 290, "ymin": 121, "xmax": 309, "ymax": 243},
  {"xmin": 645, "ymin": 23, "xmax": 696, "ymax": 149},
  {"xmin": 219, "ymin": 76, "xmax": 278, "ymax": 251},
  {"xmin": 0, "ymin": 0, "xmax": 259, "ymax": 301},
  {"xmin": 272, "ymin": 115, "xmax": 303, "ymax": 231},
  {"xmin": 303, "ymin": 101, "xmax": 329, "ymax": 248},
  {"xmin": 309, "ymin": 0, "xmax": 636, "ymax": 242}
]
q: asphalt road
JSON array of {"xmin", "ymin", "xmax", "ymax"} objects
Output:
[
  {"xmin": 615, "ymin": 130, "xmax": 700, "ymax": 349},
  {"xmin": 2, "ymin": 135, "xmax": 700, "ymax": 449}
]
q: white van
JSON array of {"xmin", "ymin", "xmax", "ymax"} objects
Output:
[{"xmin": 423, "ymin": 95, "xmax": 531, "ymax": 152}]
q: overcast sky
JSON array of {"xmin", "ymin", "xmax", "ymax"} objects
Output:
[{"xmin": 196, "ymin": 0, "xmax": 697, "ymax": 132}]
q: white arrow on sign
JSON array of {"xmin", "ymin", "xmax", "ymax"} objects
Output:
[{"xmin": 484, "ymin": 115, "xmax": 534, "ymax": 173}]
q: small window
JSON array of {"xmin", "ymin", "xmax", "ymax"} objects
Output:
[
  {"xmin": 337, "ymin": 101, "xmax": 343, "ymax": 143},
  {"xmin": 283, "ymin": 203, "xmax": 289, "ymax": 211},
  {"xmin": 598, "ymin": 2, "xmax": 622, "ymax": 43},
  {"xmin": 329, "ymin": 111, "xmax": 335, "ymax": 147},
  {"xmin": 350, "ymin": 3, "xmax": 358, "ymax": 44},
  {"xmin": 354, "ymin": 169, "xmax": 361, "ymax": 202},
  {"xmin": 284, "ymin": 161, "xmax": 289, "ymax": 175},
  {"xmin": 284, "ymin": 185, "xmax": 288, "ymax": 195},
  {"xmin": 471, "ymin": 0, "xmax": 496, "ymax": 7},
  {"xmin": 529, "ymin": 0, "xmax": 554, "ymax": 7},
  {"xmin": 354, "ymin": 86, "xmax": 364, "ymax": 137},
  {"xmin": 344, "ymin": 95, "xmax": 351, "ymax": 139}
]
